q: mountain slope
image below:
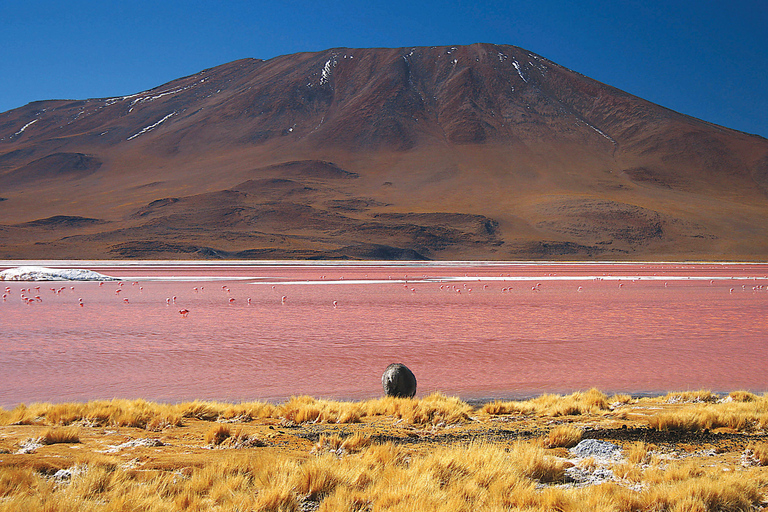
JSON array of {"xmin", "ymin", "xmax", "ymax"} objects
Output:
[{"xmin": 1, "ymin": 43, "xmax": 767, "ymax": 260}]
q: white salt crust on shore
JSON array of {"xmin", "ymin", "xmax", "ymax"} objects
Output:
[{"xmin": 0, "ymin": 266, "xmax": 118, "ymax": 281}]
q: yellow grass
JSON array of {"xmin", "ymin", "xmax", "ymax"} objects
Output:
[
  {"xmin": 745, "ymin": 442, "xmax": 768, "ymax": 466},
  {"xmin": 647, "ymin": 394, "xmax": 768, "ymax": 431},
  {"xmin": 313, "ymin": 433, "xmax": 372, "ymax": 455},
  {"xmin": 204, "ymin": 423, "xmax": 231, "ymax": 445},
  {"xmin": 361, "ymin": 393, "xmax": 473, "ymax": 426},
  {"xmin": 545, "ymin": 424, "xmax": 582, "ymax": 448},
  {"xmin": 0, "ymin": 393, "xmax": 479, "ymax": 431},
  {"xmin": 625, "ymin": 441, "xmax": 652, "ymax": 464},
  {"xmin": 663, "ymin": 390, "xmax": 719, "ymax": 403},
  {"xmin": 39, "ymin": 427, "xmax": 80, "ymax": 445},
  {"xmin": 2, "ymin": 390, "xmax": 768, "ymax": 511},
  {"xmin": 482, "ymin": 388, "xmax": 610, "ymax": 416},
  {"xmin": 729, "ymin": 390, "xmax": 759, "ymax": 402},
  {"xmin": 0, "ymin": 438, "xmax": 765, "ymax": 512}
]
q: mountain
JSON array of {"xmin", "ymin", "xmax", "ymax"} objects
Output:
[{"xmin": 1, "ymin": 43, "xmax": 767, "ymax": 260}]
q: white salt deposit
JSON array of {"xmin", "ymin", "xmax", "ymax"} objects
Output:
[
  {"xmin": 0, "ymin": 266, "xmax": 119, "ymax": 281},
  {"xmin": 569, "ymin": 439, "xmax": 621, "ymax": 460},
  {"xmin": 102, "ymin": 438, "xmax": 165, "ymax": 453}
]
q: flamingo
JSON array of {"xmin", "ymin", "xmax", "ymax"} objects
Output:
[
  {"xmin": 281, "ymin": 296, "xmax": 287, "ymax": 304},
  {"xmin": 78, "ymin": 298, "xmax": 84, "ymax": 307},
  {"xmin": 123, "ymin": 298, "xmax": 130, "ymax": 304},
  {"xmin": 179, "ymin": 308, "xmax": 189, "ymax": 317},
  {"xmin": 229, "ymin": 297, "xmax": 235, "ymax": 304},
  {"xmin": 333, "ymin": 300, "xmax": 338, "ymax": 308}
]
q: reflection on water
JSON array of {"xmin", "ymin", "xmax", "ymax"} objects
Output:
[{"xmin": 1, "ymin": 262, "xmax": 767, "ymax": 407}]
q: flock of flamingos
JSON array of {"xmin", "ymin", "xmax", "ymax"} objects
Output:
[{"xmin": 4, "ymin": 268, "xmax": 767, "ymax": 321}]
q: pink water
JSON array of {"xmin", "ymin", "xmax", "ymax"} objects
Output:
[{"xmin": 1, "ymin": 262, "xmax": 767, "ymax": 407}]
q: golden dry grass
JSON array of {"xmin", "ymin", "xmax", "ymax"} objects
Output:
[
  {"xmin": 663, "ymin": 390, "xmax": 719, "ymax": 404},
  {"xmin": 39, "ymin": 427, "xmax": 80, "ymax": 445},
  {"xmin": 1, "ymin": 390, "xmax": 768, "ymax": 511},
  {"xmin": 313, "ymin": 433, "xmax": 372, "ymax": 455},
  {"xmin": 545, "ymin": 424, "xmax": 582, "ymax": 448},
  {"xmin": 625, "ymin": 441, "xmax": 652, "ymax": 465},
  {"xmin": 204, "ymin": 423, "xmax": 231, "ymax": 446},
  {"xmin": 0, "ymin": 438, "xmax": 765, "ymax": 512},
  {"xmin": 729, "ymin": 390, "xmax": 759, "ymax": 402},
  {"xmin": 0, "ymin": 393, "xmax": 472, "ymax": 430},
  {"xmin": 745, "ymin": 442, "xmax": 768, "ymax": 466},
  {"xmin": 646, "ymin": 394, "xmax": 768, "ymax": 431},
  {"xmin": 482, "ymin": 388, "xmax": 611, "ymax": 417}
]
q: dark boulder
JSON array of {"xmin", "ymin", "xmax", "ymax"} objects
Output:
[{"xmin": 382, "ymin": 363, "xmax": 417, "ymax": 398}]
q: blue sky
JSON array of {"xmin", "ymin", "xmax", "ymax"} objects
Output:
[{"xmin": 2, "ymin": 0, "xmax": 766, "ymax": 137}]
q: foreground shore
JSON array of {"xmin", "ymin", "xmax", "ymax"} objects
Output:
[{"xmin": 1, "ymin": 390, "xmax": 767, "ymax": 511}]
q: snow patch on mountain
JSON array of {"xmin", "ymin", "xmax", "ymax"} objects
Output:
[
  {"xmin": 14, "ymin": 119, "xmax": 38, "ymax": 136},
  {"xmin": 127, "ymin": 112, "xmax": 177, "ymax": 141},
  {"xmin": 320, "ymin": 57, "xmax": 337, "ymax": 86},
  {"xmin": 512, "ymin": 61, "xmax": 528, "ymax": 83}
]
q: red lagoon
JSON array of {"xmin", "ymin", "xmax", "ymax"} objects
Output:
[{"xmin": 1, "ymin": 261, "xmax": 767, "ymax": 407}]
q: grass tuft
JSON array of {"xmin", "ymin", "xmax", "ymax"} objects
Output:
[
  {"xmin": 663, "ymin": 390, "xmax": 718, "ymax": 404},
  {"xmin": 744, "ymin": 442, "xmax": 768, "ymax": 466},
  {"xmin": 546, "ymin": 424, "xmax": 582, "ymax": 448},
  {"xmin": 205, "ymin": 424, "xmax": 231, "ymax": 446},
  {"xmin": 647, "ymin": 394, "xmax": 768, "ymax": 432},
  {"xmin": 729, "ymin": 390, "xmax": 758, "ymax": 402},
  {"xmin": 482, "ymin": 388, "xmax": 610, "ymax": 417},
  {"xmin": 314, "ymin": 433, "xmax": 372, "ymax": 455},
  {"xmin": 40, "ymin": 427, "xmax": 80, "ymax": 445},
  {"xmin": 626, "ymin": 441, "xmax": 652, "ymax": 464}
]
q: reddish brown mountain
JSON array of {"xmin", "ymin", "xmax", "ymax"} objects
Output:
[{"xmin": 1, "ymin": 43, "xmax": 767, "ymax": 260}]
